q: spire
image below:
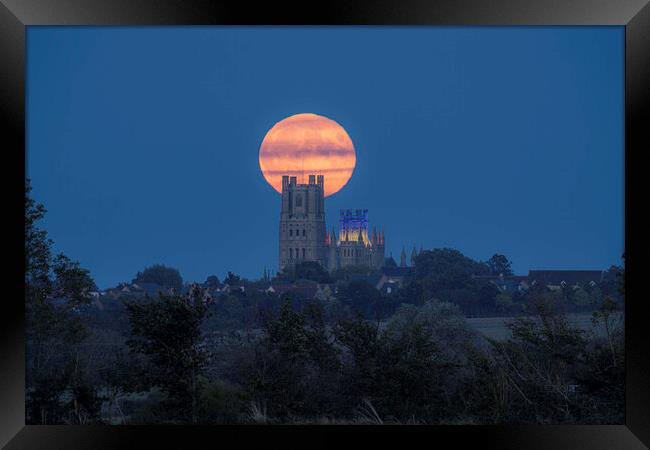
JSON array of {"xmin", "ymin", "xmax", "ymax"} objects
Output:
[
  {"xmin": 411, "ymin": 244, "xmax": 417, "ymax": 266},
  {"xmin": 372, "ymin": 226, "xmax": 377, "ymax": 244},
  {"xmin": 419, "ymin": 244, "xmax": 423, "ymax": 255},
  {"xmin": 400, "ymin": 246, "xmax": 407, "ymax": 267}
]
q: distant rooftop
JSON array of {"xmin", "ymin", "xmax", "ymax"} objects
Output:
[
  {"xmin": 528, "ymin": 270, "xmax": 604, "ymax": 285},
  {"xmin": 381, "ymin": 266, "xmax": 411, "ymax": 277}
]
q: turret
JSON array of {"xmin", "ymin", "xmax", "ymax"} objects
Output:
[
  {"xmin": 281, "ymin": 175, "xmax": 290, "ymax": 213},
  {"xmin": 400, "ymin": 247, "xmax": 407, "ymax": 267},
  {"xmin": 411, "ymin": 245, "xmax": 417, "ymax": 266}
]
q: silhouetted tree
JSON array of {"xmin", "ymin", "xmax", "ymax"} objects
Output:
[
  {"xmin": 487, "ymin": 254, "xmax": 513, "ymax": 276},
  {"xmin": 414, "ymin": 249, "xmax": 489, "ymax": 290},
  {"xmin": 293, "ymin": 261, "xmax": 332, "ymax": 283},
  {"xmin": 337, "ymin": 280, "xmax": 388, "ymax": 321},
  {"xmin": 25, "ymin": 179, "xmax": 97, "ymax": 424},
  {"xmin": 245, "ymin": 298, "xmax": 310, "ymax": 419},
  {"xmin": 222, "ymin": 271, "xmax": 242, "ymax": 286},
  {"xmin": 330, "ymin": 265, "xmax": 381, "ymax": 282},
  {"xmin": 205, "ymin": 275, "xmax": 220, "ymax": 288},
  {"xmin": 125, "ymin": 289, "xmax": 211, "ymax": 423},
  {"xmin": 133, "ymin": 264, "xmax": 183, "ymax": 290}
]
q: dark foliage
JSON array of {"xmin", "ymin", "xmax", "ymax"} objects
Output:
[
  {"xmin": 336, "ymin": 280, "xmax": 393, "ymax": 321},
  {"xmin": 25, "ymin": 192, "xmax": 625, "ymax": 425},
  {"xmin": 487, "ymin": 254, "xmax": 513, "ymax": 276},
  {"xmin": 125, "ymin": 292, "xmax": 210, "ymax": 423},
  {"xmin": 276, "ymin": 261, "xmax": 332, "ymax": 284},
  {"xmin": 25, "ymin": 180, "xmax": 98, "ymax": 424},
  {"xmin": 205, "ymin": 275, "xmax": 220, "ymax": 288},
  {"xmin": 132, "ymin": 264, "xmax": 183, "ymax": 290},
  {"xmin": 222, "ymin": 271, "xmax": 242, "ymax": 286},
  {"xmin": 462, "ymin": 293, "xmax": 624, "ymax": 424}
]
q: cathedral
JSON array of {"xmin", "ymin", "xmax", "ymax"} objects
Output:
[{"xmin": 278, "ymin": 174, "xmax": 385, "ymax": 272}]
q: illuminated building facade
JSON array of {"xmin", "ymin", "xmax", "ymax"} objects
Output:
[{"xmin": 326, "ymin": 209, "xmax": 385, "ymax": 271}]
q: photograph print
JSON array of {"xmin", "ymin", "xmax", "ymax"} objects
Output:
[{"xmin": 25, "ymin": 26, "xmax": 625, "ymax": 425}]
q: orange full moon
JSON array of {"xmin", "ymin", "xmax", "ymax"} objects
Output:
[{"xmin": 259, "ymin": 113, "xmax": 356, "ymax": 197}]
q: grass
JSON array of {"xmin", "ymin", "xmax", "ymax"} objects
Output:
[
  {"xmin": 245, "ymin": 399, "xmax": 411, "ymax": 425},
  {"xmin": 467, "ymin": 312, "xmax": 624, "ymax": 341}
]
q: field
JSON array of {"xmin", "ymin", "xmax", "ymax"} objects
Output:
[{"xmin": 466, "ymin": 313, "xmax": 623, "ymax": 341}]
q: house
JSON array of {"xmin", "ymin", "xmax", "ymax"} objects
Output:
[
  {"xmin": 103, "ymin": 282, "xmax": 173, "ymax": 298},
  {"xmin": 375, "ymin": 266, "xmax": 412, "ymax": 293},
  {"xmin": 220, "ymin": 283, "xmax": 245, "ymax": 294},
  {"xmin": 379, "ymin": 279, "xmax": 401, "ymax": 295},
  {"xmin": 472, "ymin": 270, "xmax": 605, "ymax": 293},
  {"xmin": 348, "ymin": 272, "xmax": 382, "ymax": 287},
  {"xmin": 131, "ymin": 282, "xmax": 169, "ymax": 296},
  {"xmin": 266, "ymin": 283, "xmax": 320, "ymax": 300},
  {"xmin": 527, "ymin": 270, "xmax": 605, "ymax": 289},
  {"xmin": 472, "ymin": 274, "xmax": 529, "ymax": 293},
  {"xmin": 314, "ymin": 284, "xmax": 334, "ymax": 301}
]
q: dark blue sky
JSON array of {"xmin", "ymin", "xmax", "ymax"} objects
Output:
[{"xmin": 27, "ymin": 27, "xmax": 624, "ymax": 289}]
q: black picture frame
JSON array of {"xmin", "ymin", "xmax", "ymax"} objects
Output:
[{"xmin": 1, "ymin": 1, "xmax": 648, "ymax": 448}]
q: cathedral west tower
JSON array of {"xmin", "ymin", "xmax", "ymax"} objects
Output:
[{"xmin": 278, "ymin": 174, "xmax": 327, "ymax": 271}]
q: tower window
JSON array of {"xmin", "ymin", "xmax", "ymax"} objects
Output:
[
  {"xmin": 296, "ymin": 194, "xmax": 302, "ymax": 207},
  {"xmin": 302, "ymin": 248, "xmax": 306, "ymax": 259},
  {"xmin": 303, "ymin": 229, "xmax": 306, "ymax": 237},
  {"xmin": 290, "ymin": 229, "xmax": 293, "ymax": 237},
  {"xmin": 289, "ymin": 248, "xmax": 293, "ymax": 258}
]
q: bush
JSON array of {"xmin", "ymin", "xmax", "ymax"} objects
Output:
[{"xmin": 198, "ymin": 378, "xmax": 245, "ymax": 424}]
